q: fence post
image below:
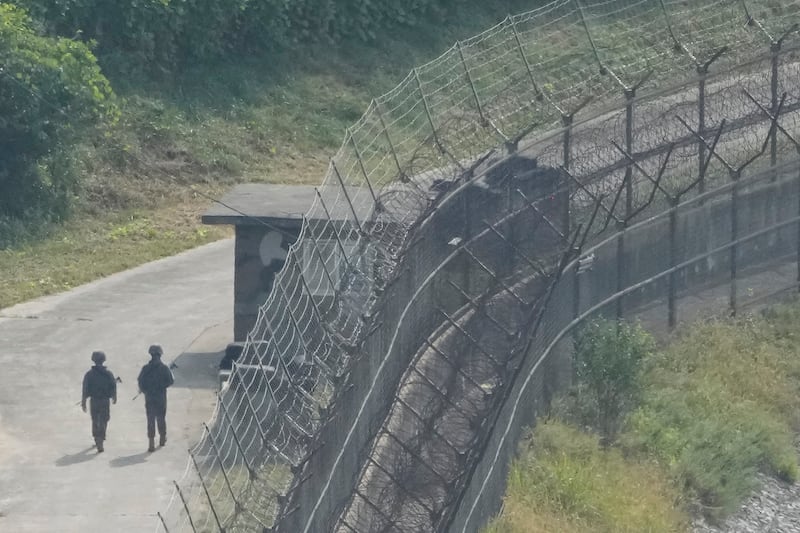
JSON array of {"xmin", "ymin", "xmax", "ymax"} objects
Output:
[
  {"xmin": 796, "ymin": 161, "xmax": 800, "ymax": 292},
  {"xmin": 347, "ymin": 128, "xmax": 379, "ymax": 206},
  {"xmin": 730, "ymin": 170, "xmax": 740, "ymax": 316},
  {"xmin": 330, "ymin": 163, "xmax": 365, "ymax": 236},
  {"xmin": 173, "ymin": 480, "xmax": 198, "ymax": 533},
  {"xmin": 510, "ymin": 17, "xmax": 544, "ymax": 101},
  {"xmin": 373, "ymin": 102, "xmax": 404, "ymax": 177},
  {"xmin": 624, "ymin": 88, "xmax": 635, "ymax": 217},
  {"xmin": 562, "ymin": 113, "xmax": 573, "ymax": 238},
  {"xmin": 414, "ymin": 68, "xmax": 443, "ymax": 151},
  {"xmin": 303, "ymin": 215, "xmax": 340, "ymax": 297},
  {"xmin": 668, "ymin": 198, "xmax": 679, "ymax": 329},
  {"xmin": 457, "ymin": 41, "xmax": 487, "ymax": 126},
  {"xmin": 770, "ymin": 42, "xmax": 780, "ymax": 176},
  {"xmin": 616, "ymin": 221, "xmax": 625, "ymax": 320},
  {"xmin": 157, "ymin": 511, "xmax": 170, "ymax": 533},
  {"xmin": 315, "ymin": 188, "xmax": 354, "ymax": 272},
  {"xmin": 698, "ymin": 67, "xmax": 707, "ymax": 197},
  {"xmin": 695, "ymin": 49, "xmax": 726, "ymax": 199},
  {"xmin": 204, "ymin": 423, "xmax": 243, "ymax": 514},
  {"xmin": 217, "ymin": 392, "xmax": 257, "ymax": 476},
  {"xmin": 189, "ymin": 451, "xmax": 226, "ymax": 533}
]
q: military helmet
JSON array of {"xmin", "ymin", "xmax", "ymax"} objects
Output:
[
  {"xmin": 148, "ymin": 344, "xmax": 163, "ymax": 357},
  {"xmin": 91, "ymin": 351, "xmax": 106, "ymax": 364}
]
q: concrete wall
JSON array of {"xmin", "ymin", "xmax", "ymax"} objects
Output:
[
  {"xmin": 276, "ymin": 162, "xmax": 567, "ymax": 532},
  {"xmin": 447, "ymin": 164, "xmax": 800, "ymax": 532}
]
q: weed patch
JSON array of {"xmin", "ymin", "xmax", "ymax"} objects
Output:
[
  {"xmin": 625, "ymin": 315, "xmax": 800, "ymax": 520},
  {"xmin": 485, "ymin": 421, "xmax": 688, "ymax": 533},
  {"xmin": 489, "ymin": 304, "xmax": 800, "ymax": 530}
]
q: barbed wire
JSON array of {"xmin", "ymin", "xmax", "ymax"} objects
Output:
[{"xmin": 155, "ymin": 1, "xmax": 800, "ymax": 532}]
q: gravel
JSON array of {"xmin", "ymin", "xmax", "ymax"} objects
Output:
[{"xmin": 692, "ymin": 468, "xmax": 800, "ymax": 533}]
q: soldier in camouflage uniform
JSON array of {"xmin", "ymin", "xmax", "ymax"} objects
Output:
[
  {"xmin": 81, "ymin": 351, "xmax": 117, "ymax": 453},
  {"xmin": 137, "ymin": 345, "xmax": 174, "ymax": 452}
]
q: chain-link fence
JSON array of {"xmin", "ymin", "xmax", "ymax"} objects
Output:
[{"xmin": 156, "ymin": 1, "xmax": 800, "ymax": 532}]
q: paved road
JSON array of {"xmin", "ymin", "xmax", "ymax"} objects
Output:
[{"xmin": 0, "ymin": 239, "xmax": 234, "ymax": 532}]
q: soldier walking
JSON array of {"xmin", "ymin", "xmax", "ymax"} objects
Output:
[
  {"xmin": 81, "ymin": 351, "xmax": 117, "ymax": 453},
  {"xmin": 137, "ymin": 345, "xmax": 174, "ymax": 452}
]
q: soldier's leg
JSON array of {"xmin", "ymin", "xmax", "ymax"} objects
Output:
[
  {"xmin": 89, "ymin": 399, "xmax": 108, "ymax": 452},
  {"xmin": 145, "ymin": 400, "xmax": 157, "ymax": 451},
  {"xmin": 90, "ymin": 412, "xmax": 101, "ymax": 440},
  {"xmin": 96, "ymin": 400, "xmax": 110, "ymax": 441},
  {"xmin": 145, "ymin": 402, "xmax": 156, "ymax": 438},
  {"xmin": 156, "ymin": 402, "xmax": 167, "ymax": 446}
]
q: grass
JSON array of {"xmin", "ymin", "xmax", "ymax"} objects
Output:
[
  {"xmin": 484, "ymin": 421, "xmax": 688, "ymax": 533},
  {"xmin": 0, "ymin": 1, "xmax": 534, "ymax": 309},
  {"xmin": 625, "ymin": 309, "xmax": 800, "ymax": 519},
  {"xmin": 486, "ymin": 302, "xmax": 800, "ymax": 531},
  {"xmin": 0, "ymin": 192, "xmax": 228, "ymax": 309}
]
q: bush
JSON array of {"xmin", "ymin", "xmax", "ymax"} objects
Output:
[
  {"xmin": 558, "ymin": 319, "xmax": 654, "ymax": 442},
  {"xmin": 0, "ymin": 3, "xmax": 116, "ymax": 238},
  {"xmin": 14, "ymin": 0, "xmax": 467, "ymax": 68}
]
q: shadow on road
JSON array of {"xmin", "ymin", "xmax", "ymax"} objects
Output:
[
  {"xmin": 109, "ymin": 451, "xmax": 150, "ymax": 468},
  {"xmin": 55, "ymin": 446, "xmax": 97, "ymax": 466},
  {"xmin": 171, "ymin": 351, "xmax": 222, "ymax": 390}
]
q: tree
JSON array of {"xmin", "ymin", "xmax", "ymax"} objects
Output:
[
  {"xmin": 570, "ymin": 319, "xmax": 654, "ymax": 443},
  {"xmin": 0, "ymin": 3, "xmax": 116, "ymax": 232}
]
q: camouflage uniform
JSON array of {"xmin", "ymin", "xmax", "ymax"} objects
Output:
[
  {"xmin": 82, "ymin": 353, "xmax": 117, "ymax": 452},
  {"xmin": 137, "ymin": 345, "xmax": 174, "ymax": 451}
]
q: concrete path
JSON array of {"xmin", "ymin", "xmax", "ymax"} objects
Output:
[{"xmin": 0, "ymin": 239, "xmax": 234, "ymax": 533}]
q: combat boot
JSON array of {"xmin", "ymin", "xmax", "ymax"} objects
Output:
[
  {"xmin": 148, "ymin": 437, "xmax": 156, "ymax": 452},
  {"xmin": 159, "ymin": 434, "xmax": 166, "ymax": 447},
  {"xmin": 95, "ymin": 439, "xmax": 104, "ymax": 453}
]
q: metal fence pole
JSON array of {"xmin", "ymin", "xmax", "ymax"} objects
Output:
[
  {"xmin": 796, "ymin": 161, "xmax": 800, "ymax": 292},
  {"xmin": 315, "ymin": 188, "xmax": 354, "ymax": 272},
  {"xmin": 330, "ymin": 163, "xmax": 365, "ymax": 235},
  {"xmin": 217, "ymin": 392, "xmax": 257, "ymax": 476},
  {"xmin": 189, "ymin": 451, "xmax": 226, "ymax": 532},
  {"xmin": 616, "ymin": 221, "xmax": 625, "ymax": 320},
  {"xmin": 157, "ymin": 511, "xmax": 171, "ymax": 533},
  {"xmin": 457, "ymin": 41, "xmax": 487, "ymax": 126},
  {"xmin": 698, "ymin": 68, "xmax": 708, "ymax": 197},
  {"xmin": 204, "ymin": 423, "xmax": 243, "ymax": 514},
  {"xmin": 414, "ymin": 68, "xmax": 442, "ymax": 151},
  {"xmin": 174, "ymin": 480, "xmax": 198, "ymax": 533},
  {"xmin": 730, "ymin": 171, "xmax": 740, "ymax": 316},
  {"xmin": 624, "ymin": 88, "xmax": 635, "ymax": 217},
  {"xmin": 373, "ymin": 102, "xmax": 404, "ymax": 177},
  {"xmin": 562, "ymin": 113, "xmax": 573, "ymax": 238},
  {"xmin": 668, "ymin": 199, "xmax": 679, "ymax": 329},
  {"xmin": 771, "ymin": 42, "xmax": 780, "ymax": 176}
]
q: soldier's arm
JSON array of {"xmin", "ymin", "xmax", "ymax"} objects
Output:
[
  {"xmin": 81, "ymin": 373, "xmax": 89, "ymax": 410},
  {"xmin": 110, "ymin": 372, "xmax": 117, "ymax": 403},
  {"xmin": 166, "ymin": 366, "xmax": 175, "ymax": 388}
]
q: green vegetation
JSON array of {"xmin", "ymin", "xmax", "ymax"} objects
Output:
[
  {"xmin": 0, "ymin": 0, "xmax": 533, "ymax": 308},
  {"xmin": 488, "ymin": 308, "xmax": 800, "ymax": 531},
  {"xmin": 626, "ymin": 310, "xmax": 800, "ymax": 519},
  {"xmin": 0, "ymin": 3, "xmax": 115, "ymax": 236},
  {"xmin": 485, "ymin": 421, "xmax": 688, "ymax": 533},
  {"xmin": 564, "ymin": 320, "xmax": 654, "ymax": 443},
  {"xmin": 0, "ymin": 0, "xmax": 795, "ymax": 310},
  {"xmin": 0, "ymin": 197, "xmax": 227, "ymax": 306},
  {"xmin": 16, "ymin": 0, "xmax": 476, "ymax": 68}
]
